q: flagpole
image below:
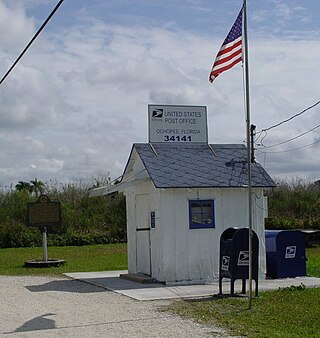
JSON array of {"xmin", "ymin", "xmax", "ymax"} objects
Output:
[
  {"xmin": 208, "ymin": 0, "xmax": 253, "ymax": 308},
  {"xmin": 242, "ymin": 0, "xmax": 253, "ymax": 309}
]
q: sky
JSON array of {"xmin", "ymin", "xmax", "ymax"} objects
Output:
[{"xmin": 0, "ymin": 0, "xmax": 319, "ymax": 189}]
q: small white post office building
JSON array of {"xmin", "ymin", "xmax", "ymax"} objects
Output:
[{"xmin": 91, "ymin": 142, "xmax": 275, "ymax": 284}]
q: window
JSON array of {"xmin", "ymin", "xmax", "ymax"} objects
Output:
[{"xmin": 189, "ymin": 200, "xmax": 215, "ymax": 229}]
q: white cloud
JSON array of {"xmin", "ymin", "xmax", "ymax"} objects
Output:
[
  {"xmin": 0, "ymin": 1, "xmax": 319, "ymax": 188},
  {"xmin": 0, "ymin": 1, "xmax": 35, "ymax": 53}
]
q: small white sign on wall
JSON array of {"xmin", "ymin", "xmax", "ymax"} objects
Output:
[
  {"xmin": 221, "ymin": 256, "xmax": 230, "ymax": 271},
  {"xmin": 237, "ymin": 251, "xmax": 250, "ymax": 266},
  {"xmin": 148, "ymin": 105, "xmax": 208, "ymax": 143}
]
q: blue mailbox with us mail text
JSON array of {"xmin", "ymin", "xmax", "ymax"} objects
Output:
[
  {"xmin": 265, "ymin": 230, "xmax": 306, "ymax": 279},
  {"xmin": 219, "ymin": 227, "xmax": 259, "ymax": 296}
]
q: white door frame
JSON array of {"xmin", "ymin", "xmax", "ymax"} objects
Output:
[{"xmin": 135, "ymin": 194, "xmax": 151, "ymax": 276}]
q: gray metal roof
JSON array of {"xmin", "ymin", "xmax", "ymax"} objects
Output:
[{"xmin": 131, "ymin": 143, "xmax": 276, "ymax": 188}]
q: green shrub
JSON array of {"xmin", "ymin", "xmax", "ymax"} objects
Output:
[
  {"xmin": 0, "ymin": 219, "xmax": 41, "ymax": 248},
  {"xmin": 266, "ymin": 179, "xmax": 320, "ymax": 230},
  {"xmin": 0, "ymin": 177, "xmax": 126, "ymax": 248},
  {"xmin": 0, "ymin": 190, "xmax": 34, "ymax": 224},
  {"xmin": 2, "ymin": 176, "xmax": 317, "ymax": 248}
]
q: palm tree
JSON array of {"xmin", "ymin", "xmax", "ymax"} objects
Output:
[
  {"xmin": 15, "ymin": 181, "xmax": 32, "ymax": 193},
  {"xmin": 30, "ymin": 178, "xmax": 45, "ymax": 197}
]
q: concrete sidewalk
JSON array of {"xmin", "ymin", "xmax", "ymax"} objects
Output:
[{"xmin": 64, "ymin": 270, "xmax": 320, "ymax": 301}]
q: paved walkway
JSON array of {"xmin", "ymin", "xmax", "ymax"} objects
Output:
[{"xmin": 65, "ymin": 270, "xmax": 320, "ymax": 301}]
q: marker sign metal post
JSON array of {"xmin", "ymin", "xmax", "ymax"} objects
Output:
[
  {"xmin": 27, "ymin": 194, "xmax": 61, "ymax": 262},
  {"xmin": 148, "ymin": 105, "xmax": 208, "ymax": 143}
]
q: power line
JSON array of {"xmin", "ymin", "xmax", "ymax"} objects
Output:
[
  {"xmin": 254, "ymin": 100, "xmax": 320, "ymax": 150},
  {"xmin": 257, "ymin": 123, "xmax": 320, "ymax": 149},
  {"xmin": 256, "ymin": 100, "xmax": 320, "ymax": 134},
  {"xmin": 256, "ymin": 138, "xmax": 320, "ymax": 154},
  {"xmin": 0, "ymin": 0, "xmax": 65, "ymax": 86}
]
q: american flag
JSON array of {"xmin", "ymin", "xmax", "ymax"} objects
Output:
[{"xmin": 209, "ymin": 9, "xmax": 243, "ymax": 83}]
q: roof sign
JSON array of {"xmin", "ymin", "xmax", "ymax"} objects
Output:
[{"xmin": 148, "ymin": 105, "xmax": 208, "ymax": 143}]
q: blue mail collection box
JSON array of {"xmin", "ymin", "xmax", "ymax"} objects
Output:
[
  {"xmin": 265, "ymin": 230, "xmax": 306, "ymax": 278},
  {"xmin": 219, "ymin": 227, "xmax": 259, "ymax": 295}
]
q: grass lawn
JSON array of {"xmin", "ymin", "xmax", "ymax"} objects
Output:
[
  {"xmin": 0, "ymin": 244, "xmax": 319, "ymax": 337},
  {"xmin": 306, "ymin": 245, "xmax": 320, "ymax": 277},
  {"xmin": 0, "ymin": 243, "xmax": 127, "ymax": 275},
  {"xmin": 169, "ymin": 245, "xmax": 320, "ymax": 338},
  {"xmin": 170, "ymin": 286, "xmax": 320, "ymax": 337}
]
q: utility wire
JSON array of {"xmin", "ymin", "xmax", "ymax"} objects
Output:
[
  {"xmin": 256, "ymin": 100, "xmax": 320, "ymax": 133},
  {"xmin": 255, "ymin": 100, "xmax": 320, "ymax": 148},
  {"xmin": 257, "ymin": 123, "xmax": 320, "ymax": 149},
  {"xmin": 0, "ymin": 0, "xmax": 65, "ymax": 86},
  {"xmin": 256, "ymin": 138, "xmax": 320, "ymax": 154}
]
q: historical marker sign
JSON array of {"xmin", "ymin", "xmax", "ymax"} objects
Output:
[
  {"xmin": 148, "ymin": 105, "xmax": 208, "ymax": 143},
  {"xmin": 26, "ymin": 194, "xmax": 61, "ymax": 228}
]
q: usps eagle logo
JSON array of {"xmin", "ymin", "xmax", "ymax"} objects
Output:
[{"xmin": 152, "ymin": 109, "xmax": 163, "ymax": 118}]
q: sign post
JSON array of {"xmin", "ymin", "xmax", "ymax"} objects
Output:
[
  {"xmin": 42, "ymin": 227, "xmax": 48, "ymax": 262},
  {"xmin": 25, "ymin": 194, "xmax": 65, "ymax": 267}
]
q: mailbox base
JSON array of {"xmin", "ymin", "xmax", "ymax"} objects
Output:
[{"xmin": 219, "ymin": 277, "xmax": 258, "ymax": 297}]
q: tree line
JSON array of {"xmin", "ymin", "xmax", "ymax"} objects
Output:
[
  {"xmin": 266, "ymin": 179, "xmax": 320, "ymax": 230},
  {"xmin": 0, "ymin": 177, "xmax": 126, "ymax": 248},
  {"xmin": 0, "ymin": 177, "xmax": 319, "ymax": 248}
]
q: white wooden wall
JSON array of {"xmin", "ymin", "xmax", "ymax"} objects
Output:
[{"xmin": 124, "ymin": 183, "xmax": 267, "ymax": 283}]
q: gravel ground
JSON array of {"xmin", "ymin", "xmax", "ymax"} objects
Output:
[{"xmin": 0, "ymin": 276, "xmax": 228, "ymax": 337}]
